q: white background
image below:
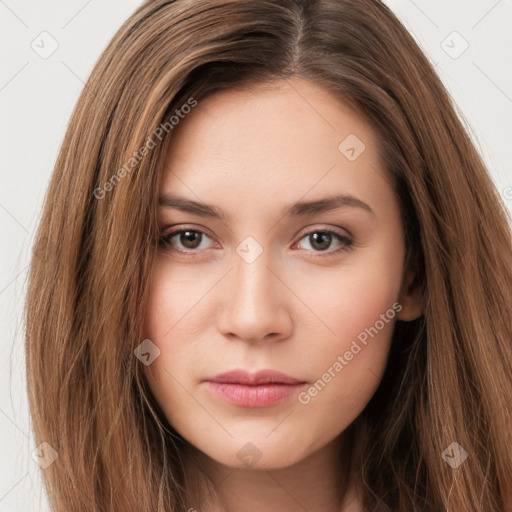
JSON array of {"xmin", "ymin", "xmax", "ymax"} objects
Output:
[{"xmin": 1, "ymin": 0, "xmax": 511, "ymax": 510}]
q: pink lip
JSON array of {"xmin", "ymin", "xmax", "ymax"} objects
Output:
[
  {"xmin": 203, "ymin": 369, "xmax": 307, "ymax": 408},
  {"xmin": 204, "ymin": 368, "xmax": 305, "ymax": 385}
]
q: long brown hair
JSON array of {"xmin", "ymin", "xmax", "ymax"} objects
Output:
[{"xmin": 25, "ymin": 0, "xmax": 512, "ymax": 510}]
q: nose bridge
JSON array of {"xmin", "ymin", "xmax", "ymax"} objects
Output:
[
  {"xmin": 217, "ymin": 242, "xmax": 290, "ymax": 341},
  {"xmin": 234, "ymin": 248, "xmax": 273, "ymax": 303}
]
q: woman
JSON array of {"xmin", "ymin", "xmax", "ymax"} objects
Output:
[{"xmin": 25, "ymin": 0, "xmax": 512, "ymax": 510}]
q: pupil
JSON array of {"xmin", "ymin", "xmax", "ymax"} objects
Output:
[
  {"xmin": 181, "ymin": 231, "xmax": 200, "ymax": 248},
  {"xmin": 311, "ymin": 232, "xmax": 331, "ymax": 250}
]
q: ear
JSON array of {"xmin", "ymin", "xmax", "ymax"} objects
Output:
[{"xmin": 396, "ymin": 267, "xmax": 423, "ymax": 321}]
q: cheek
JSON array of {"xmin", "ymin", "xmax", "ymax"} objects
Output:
[
  {"xmin": 291, "ymin": 241, "xmax": 404, "ymax": 409},
  {"xmin": 142, "ymin": 255, "xmax": 214, "ymax": 341},
  {"xmin": 141, "ymin": 259, "xmax": 214, "ymax": 430},
  {"xmin": 293, "ymin": 246, "xmax": 403, "ymax": 349},
  {"xmin": 140, "ymin": 264, "xmax": 181, "ymax": 406},
  {"xmin": 290, "ymin": 291, "xmax": 399, "ymax": 448}
]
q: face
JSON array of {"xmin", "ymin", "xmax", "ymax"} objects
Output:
[{"xmin": 142, "ymin": 77, "xmax": 420, "ymax": 471}]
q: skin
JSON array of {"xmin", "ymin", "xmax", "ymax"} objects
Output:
[{"xmin": 142, "ymin": 77, "xmax": 423, "ymax": 512}]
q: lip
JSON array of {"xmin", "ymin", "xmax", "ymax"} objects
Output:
[
  {"xmin": 204, "ymin": 368, "xmax": 305, "ymax": 385},
  {"xmin": 203, "ymin": 369, "xmax": 307, "ymax": 408}
]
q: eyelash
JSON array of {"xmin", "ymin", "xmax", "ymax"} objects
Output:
[{"xmin": 158, "ymin": 227, "xmax": 354, "ymax": 258}]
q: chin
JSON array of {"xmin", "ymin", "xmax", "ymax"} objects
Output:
[{"xmin": 201, "ymin": 436, "xmax": 309, "ymax": 471}]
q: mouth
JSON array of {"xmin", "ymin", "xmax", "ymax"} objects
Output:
[{"xmin": 203, "ymin": 368, "xmax": 307, "ymax": 408}]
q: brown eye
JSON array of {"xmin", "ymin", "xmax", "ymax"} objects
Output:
[
  {"xmin": 160, "ymin": 229, "xmax": 215, "ymax": 253},
  {"xmin": 177, "ymin": 230, "xmax": 202, "ymax": 249},
  {"xmin": 294, "ymin": 229, "xmax": 353, "ymax": 255},
  {"xmin": 309, "ymin": 232, "xmax": 332, "ymax": 251}
]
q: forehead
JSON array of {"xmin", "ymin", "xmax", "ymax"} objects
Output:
[{"xmin": 160, "ymin": 78, "xmax": 392, "ymax": 218}]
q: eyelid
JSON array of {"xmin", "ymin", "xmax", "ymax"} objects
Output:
[
  {"xmin": 159, "ymin": 224, "xmax": 353, "ymax": 255},
  {"xmin": 161, "ymin": 223, "xmax": 352, "ymax": 240},
  {"xmin": 293, "ymin": 224, "xmax": 353, "ymax": 241},
  {"xmin": 161, "ymin": 224, "xmax": 216, "ymax": 241}
]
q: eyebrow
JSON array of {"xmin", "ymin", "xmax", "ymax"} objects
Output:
[{"xmin": 158, "ymin": 193, "xmax": 375, "ymax": 221}]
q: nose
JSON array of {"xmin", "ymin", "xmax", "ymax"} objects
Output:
[{"xmin": 216, "ymin": 249, "xmax": 293, "ymax": 343}]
